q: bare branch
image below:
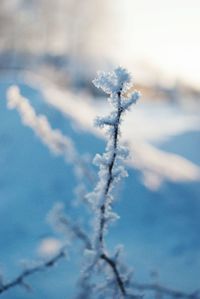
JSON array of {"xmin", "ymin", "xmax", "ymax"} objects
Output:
[
  {"xmin": 59, "ymin": 216, "xmax": 92, "ymax": 250},
  {"xmin": 0, "ymin": 249, "xmax": 66, "ymax": 295},
  {"xmin": 100, "ymin": 252, "xmax": 126, "ymax": 296}
]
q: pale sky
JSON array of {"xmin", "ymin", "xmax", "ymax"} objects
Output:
[
  {"xmin": 105, "ymin": 0, "xmax": 200, "ymax": 87},
  {"xmin": 5, "ymin": 0, "xmax": 200, "ymax": 87}
]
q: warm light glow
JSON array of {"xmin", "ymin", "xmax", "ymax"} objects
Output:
[{"xmin": 106, "ymin": 0, "xmax": 200, "ymax": 87}]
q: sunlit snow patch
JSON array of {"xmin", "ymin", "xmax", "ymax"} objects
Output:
[{"xmin": 38, "ymin": 238, "xmax": 62, "ymax": 257}]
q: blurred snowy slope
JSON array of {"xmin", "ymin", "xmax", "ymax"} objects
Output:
[{"xmin": 25, "ymin": 72, "xmax": 200, "ymax": 190}]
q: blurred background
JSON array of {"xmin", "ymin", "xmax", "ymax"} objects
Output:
[
  {"xmin": 0, "ymin": 0, "xmax": 200, "ymax": 298},
  {"xmin": 1, "ymin": 0, "xmax": 200, "ymax": 93}
]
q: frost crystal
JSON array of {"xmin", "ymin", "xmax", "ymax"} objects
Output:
[{"xmin": 92, "ymin": 67, "xmax": 132, "ymax": 95}]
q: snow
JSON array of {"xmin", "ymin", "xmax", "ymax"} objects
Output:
[{"xmin": 7, "ymin": 85, "xmax": 77, "ymax": 161}]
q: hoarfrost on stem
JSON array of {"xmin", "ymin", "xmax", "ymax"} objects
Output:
[
  {"xmin": 89, "ymin": 67, "xmax": 141, "ymax": 252},
  {"xmin": 80, "ymin": 67, "xmax": 141, "ymax": 298}
]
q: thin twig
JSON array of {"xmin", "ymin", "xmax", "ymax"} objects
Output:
[
  {"xmin": 57, "ymin": 216, "xmax": 126, "ymax": 296},
  {"xmin": 100, "ymin": 253, "xmax": 126, "ymax": 296},
  {"xmin": 59, "ymin": 216, "xmax": 92, "ymax": 250},
  {"xmin": 0, "ymin": 249, "xmax": 66, "ymax": 295}
]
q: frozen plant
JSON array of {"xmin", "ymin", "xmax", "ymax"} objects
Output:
[
  {"xmin": 90, "ymin": 67, "xmax": 140, "ymax": 250},
  {"xmin": 76, "ymin": 67, "xmax": 140, "ymax": 299},
  {"xmin": 4, "ymin": 67, "xmax": 140, "ymax": 298},
  {"xmin": 2, "ymin": 68, "xmax": 199, "ymax": 299}
]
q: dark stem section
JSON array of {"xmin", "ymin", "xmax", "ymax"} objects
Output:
[
  {"xmin": 99, "ymin": 91, "xmax": 122, "ymax": 247},
  {"xmin": 100, "ymin": 253, "xmax": 126, "ymax": 296}
]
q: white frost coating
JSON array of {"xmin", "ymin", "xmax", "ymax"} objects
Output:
[
  {"xmin": 121, "ymin": 91, "xmax": 140, "ymax": 110},
  {"xmin": 92, "ymin": 67, "xmax": 132, "ymax": 95},
  {"xmin": 7, "ymin": 85, "xmax": 77, "ymax": 163},
  {"xmin": 87, "ymin": 67, "xmax": 141, "ymax": 254}
]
